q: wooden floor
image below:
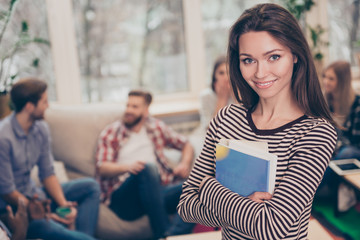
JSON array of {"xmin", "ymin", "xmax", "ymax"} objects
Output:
[
  {"xmin": 308, "ymin": 217, "xmax": 344, "ymax": 240},
  {"xmin": 167, "ymin": 218, "xmax": 342, "ymax": 240}
]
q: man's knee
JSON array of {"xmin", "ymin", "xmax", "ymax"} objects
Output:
[
  {"xmin": 76, "ymin": 177, "xmax": 101, "ymax": 196},
  {"xmin": 138, "ymin": 163, "xmax": 160, "ymax": 180},
  {"xmin": 85, "ymin": 178, "xmax": 101, "ymax": 195}
]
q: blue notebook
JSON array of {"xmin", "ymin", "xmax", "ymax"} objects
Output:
[{"xmin": 215, "ymin": 139, "xmax": 277, "ymax": 196}]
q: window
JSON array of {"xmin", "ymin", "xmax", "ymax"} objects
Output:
[
  {"xmin": 327, "ymin": 0, "xmax": 360, "ymax": 67},
  {"xmin": 0, "ymin": 0, "xmax": 55, "ymax": 99},
  {"xmin": 72, "ymin": 0, "xmax": 188, "ymax": 103},
  {"xmin": 46, "ymin": 0, "xmax": 330, "ymax": 105}
]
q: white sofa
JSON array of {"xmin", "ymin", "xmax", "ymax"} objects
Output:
[{"xmin": 44, "ymin": 104, "xmax": 153, "ymax": 240}]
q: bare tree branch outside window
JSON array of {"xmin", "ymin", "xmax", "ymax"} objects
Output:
[
  {"xmin": 0, "ymin": 0, "xmax": 55, "ymax": 98},
  {"xmin": 72, "ymin": 0, "xmax": 187, "ymax": 103}
]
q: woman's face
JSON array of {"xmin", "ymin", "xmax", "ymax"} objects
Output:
[
  {"xmin": 238, "ymin": 31, "xmax": 297, "ymax": 101},
  {"xmin": 322, "ymin": 68, "xmax": 338, "ymax": 95},
  {"xmin": 215, "ymin": 63, "xmax": 229, "ymax": 85},
  {"xmin": 214, "ymin": 63, "xmax": 230, "ymax": 94}
]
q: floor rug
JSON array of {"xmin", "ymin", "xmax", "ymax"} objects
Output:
[{"xmin": 312, "ymin": 197, "xmax": 360, "ymax": 240}]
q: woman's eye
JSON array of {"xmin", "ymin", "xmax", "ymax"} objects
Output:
[
  {"xmin": 242, "ymin": 58, "xmax": 254, "ymax": 64},
  {"xmin": 269, "ymin": 54, "xmax": 280, "ymax": 61}
]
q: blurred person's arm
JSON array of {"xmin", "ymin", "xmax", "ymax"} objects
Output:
[
  {"xmin": 42, "ymin": 175, "xmax": 77, "ymax": 228},
  {"xmin": 42, "ymin": 175, "xmax": 68, "ymax": 207},
  {"xmin": 158, "ymin": 119, "xmax": 194, "ymax": 178},
  {"xmin": 1, "ymin": 192, "xmax": 28, "ymax": 208},
  {"xmin": 0, "ymin": 139, "xmax": 29, "ymax": 207},
  {"xmin": 6, "ymin": 199, "xmax": 28, "ymax": 240},
  {"xmin": 173, "ymin": 142, "xmax": 194, "ymax": 179},
  {"xmin": 96, "ymin": 121, "xmax": 128, "ymax": 177},
  {"xmin": 98, "ymin": 161, "xmax": 146, "ymax": 177}
]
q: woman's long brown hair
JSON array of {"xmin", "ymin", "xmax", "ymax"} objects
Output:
[{"xmin": 227, "ymin": 3, "xmax": 334, "ymax": 125}]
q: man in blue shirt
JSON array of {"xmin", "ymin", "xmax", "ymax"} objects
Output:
[{"xmin": 0, "ymin": 78, "xmax": 100, "ymax": 240}]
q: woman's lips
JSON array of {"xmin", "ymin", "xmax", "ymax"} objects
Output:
[{"xmin": 253, "ymin": 79, "xmax": 277, "ymax": 88}]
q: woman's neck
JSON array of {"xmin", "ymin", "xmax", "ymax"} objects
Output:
[{"xmin": 252, "ymin": 96, "xmax": 304, "ymax": 130}]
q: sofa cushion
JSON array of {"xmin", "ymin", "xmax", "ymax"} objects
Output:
[{"xmin": 45, "ymin": 104, "xmax": 124, "ymax": 177}]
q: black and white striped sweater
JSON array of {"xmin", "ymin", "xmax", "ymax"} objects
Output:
[{"xmin": 177, "ymin": 104, "xmax": 337, "ymax": 240}]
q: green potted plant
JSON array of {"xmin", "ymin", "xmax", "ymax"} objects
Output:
[
  {"xmin": 282, "ymin": 0, "xmax": 327, "ymax": 77},
  {"xmin": 308, "ymin": 24, "xmax": 329, "ymax": 76},
  {"xmin": 0, "ymin": 0, "xmax": 50, "ymax": 118},
  {"xmin": 282, "ymin": 0, "xmax": 314, "ymax": 25}
]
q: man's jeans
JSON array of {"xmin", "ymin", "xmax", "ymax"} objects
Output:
[
  {"xmin": 27, "ymin": 177, "xmax": 100, "ymax": 240},
  {"xmin": 109, "ymin": 164, "xmax": 194, "ymax": 239}
]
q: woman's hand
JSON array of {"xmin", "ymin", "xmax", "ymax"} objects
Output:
[{"xmin": 248, "ymin": 192, "xmax": 272, "ymax": 203}]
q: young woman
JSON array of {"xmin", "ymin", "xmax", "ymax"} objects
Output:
[
  {"xmin": 199, "ymin": 56, "xmax": 234, "ymax": 130},
  {"xmin": 177, "ymin": 3, "xmax": 337, "ymax": 240},
  {"xmin": 322, "ymin": 60, "xmax": 360, "ymax": 159},
  {"xmin": 315, "ymin": 60, "xmax": 359, "ymax": 212}
]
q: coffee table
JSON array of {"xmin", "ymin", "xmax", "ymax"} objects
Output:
[{"xmin": 329, "ymin": 159, "xmax": 360, "ymax": 216}]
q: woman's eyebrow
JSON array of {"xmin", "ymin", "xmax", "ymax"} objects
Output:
[
  {"xmin": 263, "ymin": 49, "xmax": 283, "ymax": 56},
  {"xmin": 239, "ymin": 49, "xmax": 284, "ymax": 57}
]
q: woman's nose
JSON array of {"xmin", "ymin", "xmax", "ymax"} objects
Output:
[{"xmin": 254, "ymin": 62, "xmax": 267, "ymax": 79}]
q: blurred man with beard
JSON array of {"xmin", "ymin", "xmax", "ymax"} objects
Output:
[
  {"xmin": 96, "ymin": 90, "xmax": 195, "ymax": 239},
  {"xmin": 0, "ymin": 78, "xmax": 100, "ymax": 240}
]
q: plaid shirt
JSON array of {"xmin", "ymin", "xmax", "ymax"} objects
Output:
[
  {"xmin": 336, "ymin": 95, "xmax": 360, "ymax": 152},
  {"xmin": 95, "ymin": 116, "xmax": 187, "ymax": 204}
]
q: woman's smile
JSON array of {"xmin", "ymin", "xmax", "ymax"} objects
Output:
[{"xmin": 252, "ymin": 79, "xmax": 277, "ymax": 89}]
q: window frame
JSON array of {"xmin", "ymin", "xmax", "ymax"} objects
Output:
[
  {"xmin": 46, "ymin": 0, "xmax": 336, "ymax": 112},
  {"xmin": 46, "ymin": 0, "xmax": 206, "ymax": 110}
]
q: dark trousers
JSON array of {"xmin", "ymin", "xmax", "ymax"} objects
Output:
[{"xmin": 109, "ymin": 163, "xmax": 194, "ymax": 239}]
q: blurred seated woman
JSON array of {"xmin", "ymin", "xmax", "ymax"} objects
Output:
[
  {"xmin": 199, "ymin": 56, "xmax": 234, "ymax": 130},
  {"xmin": 316, "ymin": 60, "xmax": 360, "ymax": 211},
  {"xmin": 322, "ymin": 60, "xmax": 360, "ymax": 159},
  {"xmin": 189, "ymin": 56, "xmax": 235, "ymax": 160}
]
